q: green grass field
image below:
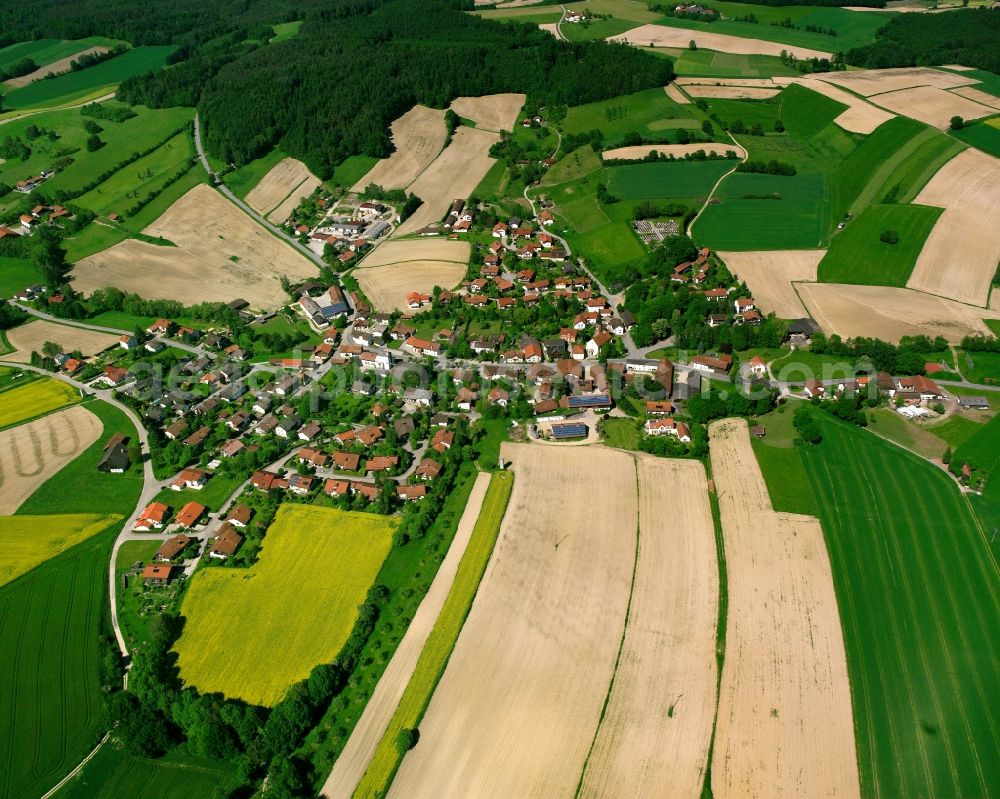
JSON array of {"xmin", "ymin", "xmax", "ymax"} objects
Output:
[
  {"xmin": 0, "ymin": 522, "xmax": 120, "ymax": 799},
  {"xmin": 353, "ymin": 471, "xmax": 513, "ymax": 797},
  {"xmin": 0, "ymin": 37, "xmax": 124, "ymax": 72},
  {"xmin": 271, "ymin": 20, "xmax": 303, "ymax": 43},
  {"xmin": 53, "ymin": 744, "xmax": 237, "ymax": 799},
  {"xmin": 887, "ymin": 133, "xmax": 966, "ymax": 204},
  {"xmin": 693, "ymin": 171, "xmax": 826, "ymax": 249},
  {"xmin": 925, "ymin": 414, "xmax": 986, "ymax": 450},
  {"xmin": 953, "ymin": 412, "xmax": 1000, "ymax": 497},
  {"xmin": 543, "ymin": 145, "xmax": 602, "ymax": 186},
  {"xmin": 151, "ymin": 473, "xmax": 241, "ymax": 512},
  {"xmin": 17, "ymin": 400, "xmax": 143, "ymax": 516},
  {"xmin": 327, "ymin": 153, "xmax": 379, "ymax": 191},
  {"xmin": 173, "ymin": 504, "xmax": 394, "ymax": 706},
  {"xmin": 563, "ymin": 87, "xmax": 706, "ymax": 146},
  {"xmin": 0, "ymin": 257, "xmax": 44, "ymax": 297},
  {"xmin": 671, "ymin": 49, "xmax": 799, "ymax": 78},
  {"xmin": 3, "ymin": 46, "xmax": 175, "ymax": 109},
  {"xmin": 951, "ymin": 117, "xmax": 1000, "ymax": 159},
  {"xmin": 748, "ymin": 404, "xmax": 820, "ymax": 516},
  {"xmin": 957, "ymin": 349, "xmax": 1000, "ymax": 386},
  {"xmin": 600, "ymin": 417, "xmax": 642, "ymax": 450},
  {"xmin": 799, "ymin": 418, "xmax": 1000, "ymax": 799},
  {"xmin": 818, "ymin": 203, "xmax": 943, "ymax": 286},
  {"xmin": 0, "ymin": 377, "xmax": 80, "ymax": 429},
  {"xmin": 0, "ymin": 513, "xmax": 119, "ymax": 588},
  {"xmin": 606, "ymin": 158, "xmax": 733, "ymax": 200}
]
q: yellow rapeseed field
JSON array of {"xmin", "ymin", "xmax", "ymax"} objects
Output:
[
  {"xmin": 173, "ymin": 505, "xmax": 395, "ymax": 706},
  {"xmin": 0, "ymin": 378, "xmax": 80, "ymax": 429},
  {"xmin": 0, "ymin": 513, "xmax": 120, "ymax": 587}
]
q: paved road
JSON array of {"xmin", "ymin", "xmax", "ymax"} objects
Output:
[{"xmin": 193, "ymin": 114, "xmax": 327, "ymax": 269}]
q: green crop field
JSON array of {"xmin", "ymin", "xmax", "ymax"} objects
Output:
[
  {"xmin": 173, "ymin": 504, "xmax": 394, "ymax": 706},
  {"xmin": 0, "ymin": 37, "xmax": 124, "ymax": 72},
  {"xmin": 53, "ymin": 744, "xmax": 237, "ymax": 799},
  {"xmin": 818, "ymin": 203, "xmax": 943, "ymax": 286},
  {"xmin": 606, "ymin": 158, "xmax": 733, "ymax": 200},
  {"xmin": 0, "ymin": 523, "xmax": 120, "ymax": 799},
  {"xmin": 887, "ymin": 133, "xmax": 966, "ymax": 204},
  {"xmin": 649, "ymin": 14, "xmax": 873, "ymax": 55},
  {"xmin": 17, "ymin": 400, "xmax": 143, "ymax": 516},
  {"xmin": 354, "ymin": 471, "xmax": 513, "ymax": 797},
  {"xmin": 797, "ymin": 418, "xmax": 1000, "ymax": 799},
  {"xmin": 563, "ymin": 87, "xmax": 706, "ymax": 145},
  {"xmin": 2, "ymin": 46, "xmax": 175, "ymax": 109},
  {"xmin": 671, "ymin": 49, "xmax": 799, "ymax": 78},
  {"xmin": 952, "ymin": 118, "xmax": 1000, "ymax": 159},
  {"xmin": 327, "ymin": 153, "xmax": 379, "ymax": 190},
  {"xmin": 0, "ymin": 257, "xmax": 44, "ymax": 297},
  {"xmin": 693, "ymin": 171, "xmax": 826, "ymax": 249},
  {"xmin": 0, "ymin": 513, "xmax": 119, "ymax": 587},
  {"xmin": 749, "ymin": 405, "xmax": 820, "ymax": 516},
  {"xmin": 0, "ymin": 377, "xmax": 80, "ymax": 429}
]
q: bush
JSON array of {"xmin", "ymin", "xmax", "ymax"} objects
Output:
[
  {"xmin": 396, "ymin": 727, "xmax": 419, "ymax": 754},
  {"xmin": 880, "ymin": 229, "xmax": 899, "ymax": 245},
  {"xmin": 85, "ymin": 134, "xmax": 104, "ymax": 152}
]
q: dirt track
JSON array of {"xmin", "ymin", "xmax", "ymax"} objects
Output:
[
  {"xmin": 0, "ymin": 405, "xmax": 102, "ymax": 514},
  {"xmin": 393, "ymin": 126, "xmax": 500, "ymax": 236},
  {"xmin": 72, "ymin": 184, "xmax": 317, "ymax": 310},
  {"xmin": 578, "ymin": 455, "xmax": 718, "ymax": 799},
  {"xmin": 719, "ymin": 250, "xmax": 822, "ymax": 318},
  {"xmin": 709, "ymin": 419, "xmax": 860, "ymax": 799},
  {"xmin": 908, "ymin": 148, "xmax": 1000, "ymax": 306},
  {"xmin": 611, "ymin": 24, "xmax": 832, "ymax": 60},
  {"xmin": 450, "ymin": 94, "xmax": 525, "ymax": 132},
  {"xmin": 351, "ymin": 106, "xmax": 447, "ymax": 192},
  {"xmin": 5, "ymin": 320, "xmax": 118, "ymax": 363},
  {"xmin": 388, "ymin": 444, "xmax": 638, "ymax": 798}
]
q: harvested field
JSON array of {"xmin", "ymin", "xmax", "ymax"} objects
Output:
[
  {"xmin": 798, "ymin": 77, "xmax": 894, "ymax": 133},
  {"xmin": 350, "ymin": 105, "xmax": 447, "ymax": 192},
  {"xmin": 389, "ymin": 444, "xmax": 638, "ymax": 799},
  {"xmin": 4, "ymin": 319, "xmax": 117, "ymax": 363},
  {"xmin": 355, "ymin": 261, "xmax": 465, "ymax": 313},
  {"xmin": 392, "ymin": 126, "xmax": 500, "ymax": 236},
  {"xmin": 266, "ymin": 172, "xmax": 321, "ymax": 224},
  {"xmin": 812, "ymin": 66, "xmax": 977, "ymax": 97},
  {"xmin": 245, "ymin": 157, "xmax": 319, "ymax": 216},
  {"xmin": 950, "ymin": 85, "xmax": 1000, "ymax": 111},
  {"xmin": 4, "ymin": 46, "xmax": 108, "ymax": 88},
  {"xmin": 321, "ymin": 473, "xmax": 493, "ymax": 799},
  {"xmin": 718, "ymin": 249, "xmax": 822, "ymax": 318},
  {"xmin": 0, "ymin": 405, "xmax": 102, "ymax": 514},
  {"xmin": 795, "ymin": 282, "xmax": 1000, "ymax": 342},
  {"xmin": 611, "ymin": 24, "xmax": 832, "ymax": 60},
  {"xmin": 449, "ymin": 93, "xmax": 525, "ymax": 132},
  {"xmin": 684, "ymin": 85, "xmax": 779, "ymax": 99},
  {"xmin": 868, "ymin": 85, "xmax": 995, "ymax": 129},
  {"xmin": 72, "ymin": 184, "xmax": 317, "ymax": 310},
  {"xmin": 908, "ymin": 148, "xmax": 1000, "ymax": 306},
  {"xmin": 709, "ymin": 418, "xmax": 860, "ymax": 799},
  {"xmin": 358, "ymin": 238, "xmax": 469, "ymax": 268},
  {"xmin": 578, "ymin": 455, "xmax": 718, "ymax": 799},
  {"xmin": 603, "ymin": 142, "xmax": 745, "ymax": 160},
  {"xmin": 676, "ymin": 77, "xmax": 777, "ymax": 87},
  {"xmin": 664, "ymin": 84, "xmax": 690, "ymax": 103}
]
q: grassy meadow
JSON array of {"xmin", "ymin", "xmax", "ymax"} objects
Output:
[
  {"xmin": 0, "ymin": 377, "xmax": 80, "ymax": 429},
  {"xmin": 953, "ymin": 412, "xmax": 1000, "ymax": 498},
  {"xmin": 562, "ymin": 87, "xmax": 705, "ymax": 147},
  {"xmin": 0, "ymin": 256, "xmax": 44, "ymax": 297},
  {"xmin": 0, "ymin": 37, "xmax": 124, "ymax": 73},
  {"xmin": 951, "ymin": 117, "xmax": 1000, "ymax": 159},
  {"xmin": 0, "ymin": 513, "xmax": 119, "ymax": 587},
  {"xmin": 173, "ymin": 505, "xmax": 394, "ymax": 706},
  {"xmin": 818, "ymin": 203, "xmax": 943, "ymax": 286},
  {"xmin": 353, "ymin": 471, "xmax": 514, "ymax": 797},
  {"xmin": 605, "ymin": 158, "xmax": 733, "ymax": 200}
]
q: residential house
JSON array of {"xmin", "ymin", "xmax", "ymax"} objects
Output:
[
  {"xmin": 365, "ymin": 455, "xmax": 398, "ymax": 473},
  {"xmin": 155, "ymin": 534, "xmax": 191, "ymax": 563},
  {"xmin": 134, "ymin": 502, "xmax": 170, "ymax": 531},
  {"xmin": 176, "ymin": 501, "xmax": 206, "ymax": 528},
  {"xmin": 225, "ymin": 504, "xmax": 253, "ymax": 528},
  {"xmin": 143, "ymin": 564, "xmax": 173, "ymax": 586},
  {"xmin": 432, "ymin": 429, "xmax": 454, "ymax": 453},
  {"xmin": 210, "ymin": 522, "xmax": 243, "ymax": 559},
  {"xmin": 397, "ymin": 484, "xmax": 427, "ymax": 501}
]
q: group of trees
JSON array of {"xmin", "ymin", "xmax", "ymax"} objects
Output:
[
  {"xmin": 809, "ymin": 331, "xmax": 948, "ymax": 374},
  {"xmin": 736, "ymin": 159, "xmax": 796, "ymax": 176}
]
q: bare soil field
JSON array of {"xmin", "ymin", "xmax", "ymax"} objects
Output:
[
  {"xmin": 449, "ymin": 94, "xmax": 525, "ymax": 132},
  {"xmin": 266, "ymin": 173, "xmax": 322, "ymax": 224},
  {"xmin": 676, "ymin": 77, "xmax": 777, "ymax": 87},
  {"xmin": 684, "ymin": 85, "xmax": 780, "ymax": 99},
  {"xmin": 868, "ymin": 85, "xmax": 995, "ymax": 129},
  {"xmin": 578, "ymin": 455, "xmax": 718, "ymax": 799},
  {"xmin": 709, "ymin": 418, "xmax": 860, "ymax": 799},
  {"xmin": 0, "ymin": 405, "xmax": 101, "ymax": 514},
  {"xmin": 719, "ymin": 250, "xmax": 822, "ymax": 318},
  {"xmin": 245, "ymin": 157, "xmax": 318, "ymax": 216},
  {"xmin": 392, "ymin": 126, "xmax": 500, "ymax": 236},
  {"xmin": 950, "ymin": 85, "xmax": 1000, "ymax": 111},
  {"xmin": 539, "ymin": 22, "xmax": 560, "ymax": 36},
  {"xmin": 72, "ymin": 184, "xmax": 317, "ymax": 310},
  {"xmin": 355, "ymin": 261, "xmax": 465, "ymax": 313},
  {"xmin": 4, "ymin": 47, "xmax": 109, "ymax": 88},
  {"xmin": 321, "ymin": 473, "xmax": 492, "ymax": 799},
  {"xmin": 940, "ymin": 64, "xmax": 976, "ymax": 71},
  {"xmin": 351, "ymin": 106, "xmax": 447, "ymax": 192},
  {"xmin": 4, "ymin": 320, "xmax": 118, "ymax": 363},
  {"xmin": 388, "ymin": 444, "xmax": 638, "ymax": 799},
  {"xmin": 664, "ymin": 84, "xmax": 690, "ymax": 103},
  {"xmin": 603, "ymin": 142, "xmax": 745, "ymax": 160},
  {"xmin": 908, "ymin": 148, "xmax": 1000, "ymax": 306},
  {"xmin": 611, "ymin": 25, "xmax": 832, "ymax": 59},
  {"xmin": 811, "ymin": 66, "xmax": 976, "ymax": 96},
  {"xmin": 795, "ymin": 282, "xmax": 1000, "ymax": 342},
  {"xmin": 799, "ymin": 78, "xmax": 895, "ymax": 133},
  {"xmin": 358, "ymin": 238, "xmax": 470, "ymax": 268}
]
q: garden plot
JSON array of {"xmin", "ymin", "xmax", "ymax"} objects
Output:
[
  {"xmin": 72, "ymin": 184, "xmax": 317, "ymax": 310},
  {"xmin": 709, "ymin": 418, "xmax": 860, "ymax": 799},
  {"xmin": 867, "ymin": 85, "xmax": 995, "ymax": 129},
  {"xmin": 908, "ymin": 148, "xmax": 1000, "ymax": 306},
  {"xmin": 718, "ymin": 249, "xmax": 823, "ymax": 318},
  {"xmin": 611, "ymin": 24, "xmax": 832, "ymax": 59},
  {"xmin": 4, "ymin": 319, "xmax": 118, "ymax": 363},
  {"xmin": 449, "ymin": 93, "xmax": 525, "ymax": 132},
  {"xmin": 351, "ymin": 105, "xmax": 447, "ymax": 192},
  {"xmin": 795, "ymin": 282, "xmax": 1000, "ymax": 342},
  {"xmin": 0, "ymin": 405, "xmax": 102, "ymax": 514}
]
